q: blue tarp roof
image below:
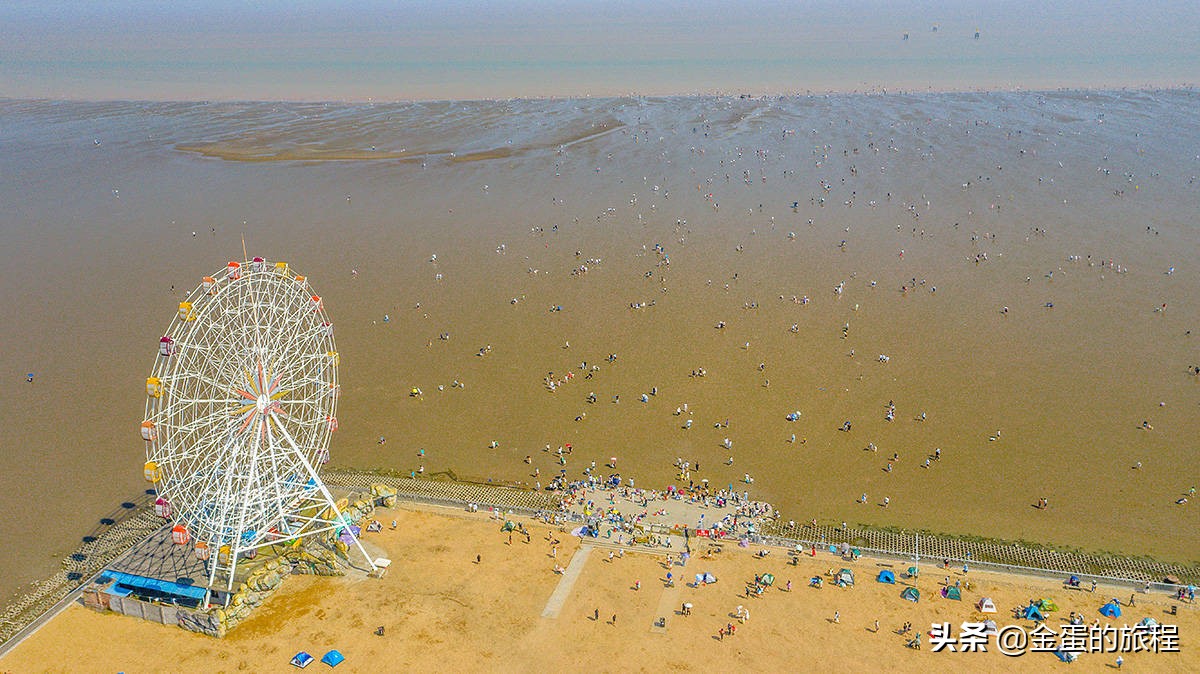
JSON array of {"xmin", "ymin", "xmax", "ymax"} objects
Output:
[{"xmin": 104, "ymin": 570, "xmax": 207, "ymax": 600}]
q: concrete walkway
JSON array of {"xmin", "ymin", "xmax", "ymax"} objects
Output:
[{"xmin": 540, "ymin": 545, "xmax": 592, "ymax": 619}]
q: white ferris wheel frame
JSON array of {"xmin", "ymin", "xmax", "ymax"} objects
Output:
[{"xmin": 144, "ymin": 258, "xmax": 375, "ymax": 595}]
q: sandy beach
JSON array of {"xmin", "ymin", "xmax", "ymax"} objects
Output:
[{"xmin": 3, "ymin": 502, "xmax": 1196, "ymax": 673}]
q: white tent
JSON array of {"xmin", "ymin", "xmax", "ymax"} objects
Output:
[{"xmin": 977, "ymin": 597, "xmax": 997, "ymax": 613}]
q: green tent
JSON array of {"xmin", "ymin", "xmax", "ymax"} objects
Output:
[
  {"xmin": 901, "ymin": 587, "xmax": 920, "ymax": 602},
  {"xmin": 906, "ymin": 566, "xmax": 919, "ymax": 578},
  {"xmin": 943, "ymin": 586, "xmax": 962, "ymax": 600},
  {"xmin": 1037, "ymin": 597, "xmax": 1059, "ymax": 612},
  {"xmin": 836, "ymin": 568, "xmax": 855, "ymax": 586},
  {"xmin": 760, "ymin": 573, "xmax": 775, "ymax": 586}
]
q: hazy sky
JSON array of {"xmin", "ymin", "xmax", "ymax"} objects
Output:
[{"xmin": 2, "ymin": 1, "xmax": 1196, "ymax": 99}]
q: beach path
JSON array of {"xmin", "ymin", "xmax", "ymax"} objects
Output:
[
  {"xmin": 541, "ymin": 544, "xmax": 592, "ymax": 618},
  {"xmin": 649, "ymin": 580, "xmax": 681, "ymax": 634}
]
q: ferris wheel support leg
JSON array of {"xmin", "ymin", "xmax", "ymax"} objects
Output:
[
  {"xmin": 274, "ymin": 421, "xmax": 378, "ymax": 574},
  {"xmin": 315, "ymin": 478, "xmax": 379, "ymax": 573}
]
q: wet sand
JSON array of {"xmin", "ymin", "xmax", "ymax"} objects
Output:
[
  {"xmin": 0, "ymin": 90, "xmax": 1198, "ymax": 604},
  {"xmin": 2, "ymin": 504, "xmax": 1196, "ymax": 672}
]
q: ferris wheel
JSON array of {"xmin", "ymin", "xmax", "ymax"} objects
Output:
[{"xmin": 141, "ymin": 257, "xmax": 375, "ymax": 593}]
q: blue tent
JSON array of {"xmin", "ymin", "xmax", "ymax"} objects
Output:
[
  {"xmin": 1100, "ymin": 602, "xmax": 1122, "ymax": 618},
  {"xmin": 321, "ymin": 650, "xmax": 345, "ymax": 668},
  {"xmin": 290, "ymin": 652, "xmax": 313, "ymax": 668},
  {"xmin": 1022, "ymin": 604, "xmax": 1045, "ymax": 621},
  {"xmin": 876, "ymin": 570, "xmax": 896, "ymax": 584}
]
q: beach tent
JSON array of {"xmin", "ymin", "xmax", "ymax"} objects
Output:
[
  {"xmin": 977, "ymin": 597, "xmax": 997, "ymax": 613},
  {"xmin": 836, "ymin": 569, "xmax": 855, "ymax": 586},
  {"xmin": 905, "ymin": 566, "xmax": 919, "ymax": 579},
  {"xmin": 694, "ymin": 572, "xmax": 717, "ymax": 585},
  {"xmin": 1100, "ymin": 602, "xmax": 1122, "ymax": 618},
  {"xmin": 290, "ymin": 652, "xmax": 313, "ymax": 668},
  {"xmin": 321, "ymin": 650, "xmax": 345, "ymax": 668},
  {"xmin": 982, "ymin": 619, "xmax": 999, "ymax": 635},
  {"xmin": 1139, "ymin": 617, "xmax": 1159, "ymax": 631},
  {"xmin": 1054, "ymin": 650, "xmax": 1078, "ymax": 663},
  {"xmin": 760, "ymin": 573, "xmax": 775, "ymax": 586},
  {"xmin": 901, "ymin": 587, "xmax": 920, "ymax": 602},
  {"xmin": 809, "ymin": 576, "xmax": 823, "ymax": 588},
  {"xmin": 1022, "ymin": 604, "xmax": 1046, "ymax": 621},
  {"xmin": 1038, "ymin": 598, "xmax": 1059, "ymax": 612},
  {"xmin": 876, "ymin": 570, "xmax": 896, "ymax": 584},
  {"xmin": 942, "ymin": 586, "xmax": 962, "ymax": 600}
]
